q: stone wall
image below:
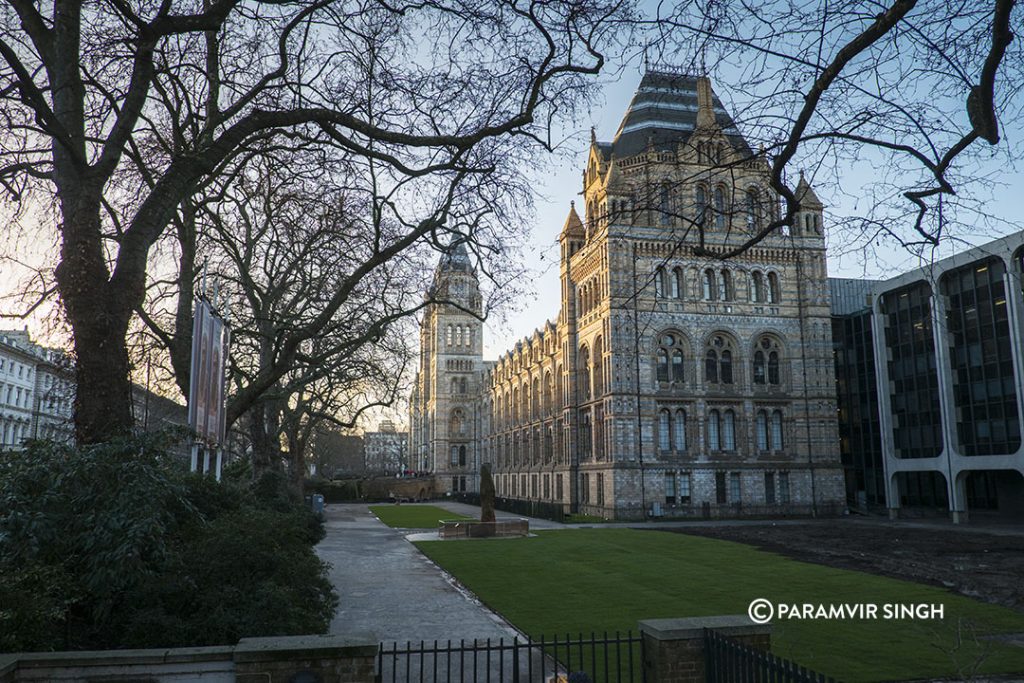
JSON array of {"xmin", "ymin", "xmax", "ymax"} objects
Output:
[{"xmin": 0, "ymin": 635, "xmax": 376, "ymax": 683}]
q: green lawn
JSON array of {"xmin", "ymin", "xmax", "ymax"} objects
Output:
[
  {"xmin": 416, "ymin": 528, "xmax": 1024, "ymax": 682},
  {"xmin": 369, "ymin": 504, "xmax": 472, "ymax": 529}
]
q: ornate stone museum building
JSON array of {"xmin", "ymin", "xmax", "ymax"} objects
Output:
[{"xmin": 409, "ymin": 70, "xmax": 846, "ymax": 519}]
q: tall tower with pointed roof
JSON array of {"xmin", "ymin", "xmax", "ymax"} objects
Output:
[{"xmin": 408, "ymin": 239, "xmax": 487, "ymax": 492}]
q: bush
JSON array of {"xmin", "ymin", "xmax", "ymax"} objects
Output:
[{"xmin": 0, "ymin": 435, "xmax": 337, "ymax": 652}]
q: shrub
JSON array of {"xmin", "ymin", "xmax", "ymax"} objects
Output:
[{"xmin": 0, "ymin": 435, "xmax": 337, "ymax": 651}]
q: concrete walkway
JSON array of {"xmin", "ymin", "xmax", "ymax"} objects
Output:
[{"xmin": 314, "ymin": 503, "xmax": 520, "ymax": 645}]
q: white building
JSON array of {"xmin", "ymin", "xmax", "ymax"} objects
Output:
[
  {"xmin": 0, "ymin": 330, "xmax": 46, "ymax": 449},
  {"xmin": 364, "ymin": 420, "xmax": 409, "ymax": 474}
]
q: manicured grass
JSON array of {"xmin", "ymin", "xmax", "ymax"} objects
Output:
[
  {"xmin": 564, "ymin": 513, "xmax": 610, "ymax": 524},
  {"xmin": 416, "ymin": 529, "xmax": 1024, "ymax": 682},
  {"xmin": 369, "ymin": 504, "xmax": 473, "ymax": 529}
]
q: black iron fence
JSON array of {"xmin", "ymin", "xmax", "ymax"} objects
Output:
[
  {"xmin": 377, "ymin": 632, "xmax": 644, "ymax": 683},
  {"xmin": 451, "ymin": 492, "xmax": 567, "ymax": 523},
  {"xmin": 704, "ymin": 629, "xmax": 837, "ymax": 683}
]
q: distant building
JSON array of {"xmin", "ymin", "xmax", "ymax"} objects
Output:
[
  {"xmin": 364, "ymin": 421, "xmax": 409, "ymax": 474},
  {"xmin": 0, "ymin": 330, "xmax": 47, "ymax": 448},
  {"xmin": 0, "ymin": 328, "xmax": 188, "ymax": 450},
  {"xmin": 831, "ymin": 232, "xmax": 1024, "ymax": 521}
]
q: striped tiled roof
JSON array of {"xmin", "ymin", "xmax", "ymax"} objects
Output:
[{"xmin": 601, "ymin": 71, "xmax": 751, "ymax": 159}]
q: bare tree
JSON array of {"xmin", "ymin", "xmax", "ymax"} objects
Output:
[
  {"xmin": 0, "ymin": 0, "xmax": 630, "ymax": 444},
  {"xmin": 639, "ymin": 0, "xmax": 1021, "ymax": 259}
]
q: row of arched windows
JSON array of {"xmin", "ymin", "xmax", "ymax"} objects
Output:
[
  {"xmin": 578, "ymin": 278, "xmax": 602, "ymax": 315},
  {"xmin": 651, "ymin": 267, "xmax": 780, "ymax": 303},
  {"xmin": 694, "ymin": 184, "xmax": 764, "ymax": 232},
  {"xmin": 655, "ymin": 333, "xmax": 784, "ymax": 388},
  {"xmin": 695, "ymin": 141, "xmax": 726, "ymax": 166},
  {"xmin": 657, "ymin": 407, "xmax": 785, "ymax": 453},
  {"xmin": 445, "ymin": 324, "xmax": 474, "ymax": 348},
  {"xmin": 493, "ymin": 366, "xmax": 563, "ymax": 429}
]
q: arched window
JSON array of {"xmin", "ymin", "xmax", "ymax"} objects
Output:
[
  {"xmin": 723, "ymin": 410, "xmax": 736, "ymax": 450},
  {"xmin": 768, "ymin": 272, "xmax": 780, "ymax": 303},
  {"xmin": 746, "ymin": 189, "xmax": 759, "ymax": 230},
  {"xmin": 753, "ymin": 350, "xmax": 766, "ymax": 384},
  {"xmin": 466, "ymin": 327, "xmax": 473, "ymax": 347},
  {"xmin": 656, "ymin": 333, "xmax": 685, "ymax": 384},
  {"xmin": 532, "ymin": 377, "xmax": 540, "ymax": 419},
  {"xmin": 660, "ymin": 182, "xmax": 672, "ymax": 225},
  {"xmin": 714, "ymin": 186, "xmax": 726, "ymax": 230},
  {"xmin": 756, "ymin": 410, "xmax": 769, "ymax": 450},
  {"xmin": 578, "ymin": 345, "xmax": 591, "ymax": 400},
  {"xmin": 695, "ymin": 185, "xmax": 707, "ymax": 227},
  {"xmin": 659, "ymin": 409, "xmax": 672, "ymax": 451},
  {"xmin": 674, "ymin": 409, "xmax": 687, "ymax": 451},
  {"xmin": 708, "ymin": 410, "xmax": 721, "ymax": 451},
  {"xmin": 705, "ymin": 349, "xmax": 718, "ymax": 384},
  {"xmin": 450, "ymin": 409, "xmax": 466, "ymax": 437},
  {"xmin": 716, "ymin": 143, "xmax": 725, "ymax": 164},
  {"xmin": 768, "ymin": 351, "xmax": 780, "ymax": 385},
  {"xmin": 455, "ymin": 325, "xmax": 463, "ymax": 346},
  {"xmin": 446, "ymin": 325, "xmax": 453, "ymax": 346},
  {"xmin": 654, "ymin": 267, "xmax": 665, "ymax": 298},
  {"xmin": 544, "ymin": 372, "xmax": 553, "ymax": 414},
  {"xmin": 458, "ymin": 445, "xmax": 467, "ymax": 466},
  {"xmin": 719, "ymin": 270, "xmax": 732, "ymax": 301},
  {"xmin": 771, "ymin": 410, "xmax": 784, "ymax": 450},
  {"xmin": 672, "ymin": 267, "xmax": 684, "ymax": 299},
  {"xmin": 593, "ymin": 336, "xmax": 604, "ymax": 397},
  {"xmin": 703, "ymin": 269, "xmax": 716, "ymax": 300},
  {"xmin": 706, "ymin": 334, "xmax": 736, "ymax": 385},
  {"xmin": 751, "ymin": 271, "xmax": 766, "ymax": 303}
]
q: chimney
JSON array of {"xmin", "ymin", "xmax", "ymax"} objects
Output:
[{"xmin": 696, "ymin": 76, "xmax": 716, "ymax": 130}]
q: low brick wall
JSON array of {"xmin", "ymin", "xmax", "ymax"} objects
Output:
[
  {"xmin": 438, "ymin": 518, "xmax": 529, "ymax": 539},
  {"xmin": 0, "ymin": 634, "xmax": 377, "ymax": 683}
]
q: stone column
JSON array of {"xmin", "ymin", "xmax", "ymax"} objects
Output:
[{"xmin": 639, "ymin": 615, "xmax": 771, "ymax": 683}]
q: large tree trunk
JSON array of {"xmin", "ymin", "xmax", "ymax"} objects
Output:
[{"xmin": 54, "ymin": 191, "xmax": 137, "ymax": 444}]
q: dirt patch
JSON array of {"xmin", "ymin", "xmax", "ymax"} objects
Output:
[{"xmin": 666, "ymin": 519, "xmax": 1024, "ymax": 613}]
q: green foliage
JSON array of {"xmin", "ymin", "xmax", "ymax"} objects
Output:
[
  {"xmin": 120, "ymin": 508, "xmax": 337, "ymax": 647},
  {"xmin": 0, "ymin": 436, "xmax": 337, "ymax": 652}
]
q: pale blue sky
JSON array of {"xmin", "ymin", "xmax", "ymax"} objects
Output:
[{"xmin": 478, "ymin": 62, "xmax": 1024, "ymax": 361}]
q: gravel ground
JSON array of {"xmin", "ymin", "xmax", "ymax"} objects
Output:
[{"xmin": 667, "ymin": 519, "xmax": 1024, "ymax": 613}]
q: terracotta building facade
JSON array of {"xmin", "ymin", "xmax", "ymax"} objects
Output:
[{"xmin": 409, "ymin": 70, "xmax": 846, "ymax": 519}]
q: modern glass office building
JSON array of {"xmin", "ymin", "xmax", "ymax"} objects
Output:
[{"xmin": 830, "ymin": 234, "xmax": 1024, "ymax": 521}]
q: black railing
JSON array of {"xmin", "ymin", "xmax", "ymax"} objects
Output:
[
  {"xmin": 377, "ymin": 632, "xmax": 644, "ymax": 683},
  {"xmin": 704, "ymin": 629, "xmax": 837, "ymax": 683},
  {"xmin": 451, "ymin": 492, "xmax": 567, "ymax": 523}
]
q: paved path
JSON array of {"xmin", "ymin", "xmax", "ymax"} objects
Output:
[{"xmin": 315, "ymin": 503, "xmax": 520, "ymax": 645}]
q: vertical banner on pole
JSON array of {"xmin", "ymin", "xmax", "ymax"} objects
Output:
[{"xmin": 188, "ymin": 299, "xmax": 230, "ymax": 474}]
